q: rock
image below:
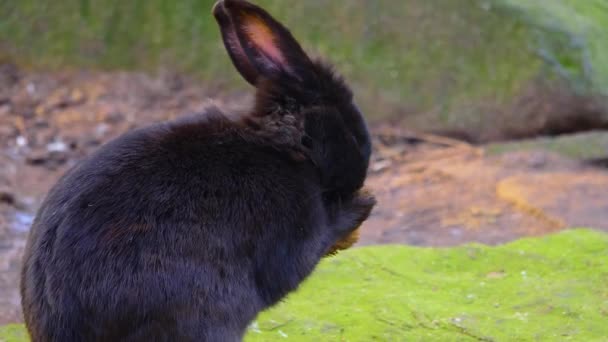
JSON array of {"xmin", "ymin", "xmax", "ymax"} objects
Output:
[
  {"xmin": 15, "ymin": 136, "xmax": 27, "ymax": 148},
  {"xmin": 46, "ymin": 140, "xmax": 68, "ymax": 153},
  {"xmin": 0, "ymin": 125, "xmax": 16, "ymax": 140},
  {"xmin": 0, "ymin": 64, "xmax": 20, "ymax": 89},
  {"xmin": 104, "ymin": 111, "xmax": 125, "ymax": 124},
  {"xmin": 26, "ymin": 149, "xmax": 68, "ymax": 169},
  {"xmin": 0, "ymin": 188, "xmax": 15, "ymax": 206}
]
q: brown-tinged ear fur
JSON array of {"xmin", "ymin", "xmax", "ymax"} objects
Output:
[
  {"xmin": 213, "ymin": 1, "xmax": 259, "ymax": 85},
  {"xmin": 213, "ymin": 0, "xmax": 315, "ymax": 85}
]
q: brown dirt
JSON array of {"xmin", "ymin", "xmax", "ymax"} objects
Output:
[
  {"xmin": 1, "ymin": 65, "xmax": 607, "ymax": 324},
  {"xmin": 363, "ymin": 129, "xmax": 608, "ymax": 246}
]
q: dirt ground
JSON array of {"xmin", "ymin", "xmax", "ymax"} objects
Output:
[{"xmin": 1, "ymin": 65, "xmax": 607, "ymax": 324}]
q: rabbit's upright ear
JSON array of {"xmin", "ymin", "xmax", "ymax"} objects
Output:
[{"xmin": 213, "ymin": 0, "xmax": 315, "ymax": 86}]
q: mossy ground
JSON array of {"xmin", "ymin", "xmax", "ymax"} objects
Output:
[
  {"xmin": 2, "ymin": 229, "xmax": 606, "ymax": 341},
  {"xmin": 245, "ymin": 229, "xmax": 608, "ymax": 341}
]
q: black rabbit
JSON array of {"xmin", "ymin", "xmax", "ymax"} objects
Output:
[{"xmin": 20, "ymin": 0, "xmax": 375, "ymax": 341}]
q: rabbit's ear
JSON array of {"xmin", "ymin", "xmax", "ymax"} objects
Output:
[
  {"xmin": 213, "ymin": 1, "xmax": 260, "ymax": 85},
  {"xmin": 213, "ymin": 0, "xmax": 314, "ymax": 85}
]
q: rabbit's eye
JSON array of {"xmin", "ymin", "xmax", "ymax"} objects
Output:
[
  {"xmin": 350, "ymin": 133, "xmax": 359, "ymax": 146},
  {"xmin": 301, "ymin": 136, "xmax": 313, "ymax": 149}
]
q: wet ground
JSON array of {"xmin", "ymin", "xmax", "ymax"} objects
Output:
[{"xmin": 1, "ymin": 65, "xmax": 607, "ymax": 324}]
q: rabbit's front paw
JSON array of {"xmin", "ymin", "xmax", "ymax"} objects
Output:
[
  {"xmin": 325, "ymin": 189, "xmax": 376, "ymax": 256},
  {"xmin": 350, "ymin": 189, "xmax": 376, "ymax": 226}
]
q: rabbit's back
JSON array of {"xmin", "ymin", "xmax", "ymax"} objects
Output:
[{"xmin": 21, "ymin": 110, "xmax": 326, "ymax": 341}]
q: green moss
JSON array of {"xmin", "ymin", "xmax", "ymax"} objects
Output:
[
  {"xmin": 3, "ymin": 229, "xmax": 607, "ymax": 341},
  {"xmin": 246, "ymin": 229, "xmax": 608, "ymax": 341},
  {"xmin": 493, "ymin": 0, "xmax": 608, "ymax": 95},
  {"xmin": 0, "ymin": 324, "xmax": 28, "ymax": 342}
]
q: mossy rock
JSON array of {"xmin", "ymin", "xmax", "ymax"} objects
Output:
[
  {"xmin": 2, "ymin": 229, "xmax": 607, "ymax": 341},
  {"xmin": 3, "ymin": 0, "xmax": 607, "ymax": 129}
]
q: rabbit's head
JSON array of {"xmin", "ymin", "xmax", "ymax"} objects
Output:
[{"xmin": 213, "ymin": 0, "xmax": 371, "ymax": 195}]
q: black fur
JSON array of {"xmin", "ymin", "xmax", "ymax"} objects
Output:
[{"xmin": 20, "ymin": 1, "xmax": 375, "ymax": 341}]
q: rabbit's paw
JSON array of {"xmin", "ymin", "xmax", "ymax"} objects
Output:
[{"xmin": 325, "ymin": 189, "xmax": 376, "ymax": 257}]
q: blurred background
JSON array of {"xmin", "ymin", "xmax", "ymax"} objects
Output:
[
  {"xmin": 2, "ymin": 0, "xmax": 608, "ymax": 139},
  {"xmin": 1, "ymin": 0, "xmax": 607, "ymax": 339}
]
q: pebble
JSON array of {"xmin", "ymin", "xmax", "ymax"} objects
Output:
[{"xmin": 46, "ymin": 140, "xmax": 68, "ymax": 153}]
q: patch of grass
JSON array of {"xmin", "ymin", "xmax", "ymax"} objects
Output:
[
  {"xmin": 2, "ymin": 229, "xmax": 606, "ymax": 341},
  {"xmin": 486, "ymin": 131, "xmax": 608, "ymax": 160}
]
